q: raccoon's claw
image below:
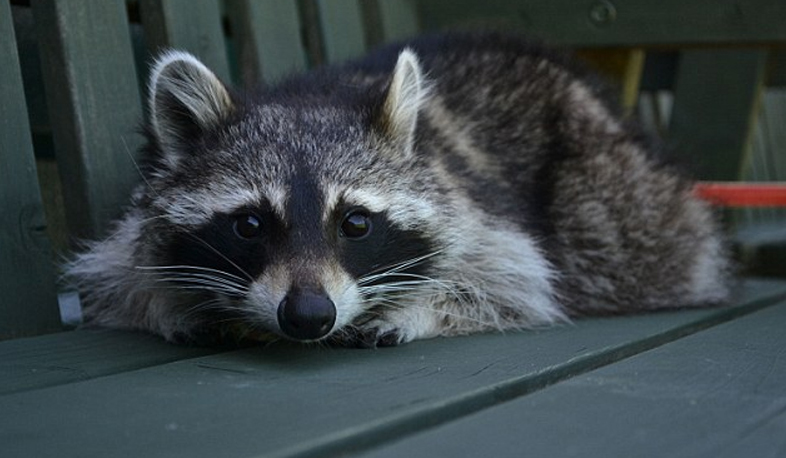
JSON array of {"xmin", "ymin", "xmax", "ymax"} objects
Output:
[
  {"xmin": 376, "ymin": 329, "xmax": 401, "ymax": 347},
  {"xmin": 335, "ymin": 327, "xmax": 402, "ymax": 348}
]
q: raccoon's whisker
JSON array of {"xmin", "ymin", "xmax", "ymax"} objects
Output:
[
  {"xmin": 140, "ymin": 270, "xmax": 250, "ymax": 294},
  {"xmin": 358, "ymin": 275, "xmax": 466, "ymax": 298},
  {"xmin": 121, "ymin": 136, "xmax": 160, "ymax": 198},
  {"xmin": 136, "ymin": 265, "xmax": 250, "ymax": 285},
  {"xmin": 151, "ymin": 282, "xmax": 248, "ymax": 297},
  {"xmin": 180, "ymin": 300, "xmax": 252, "ymax": 323},
  {"xmin": 358, "ymin": 274, "xmax": 464, "ymax": 293},
  {"xmin": 367, "ymin": 296, "xmax": 498, "ymax": 328},
  {"xmin": 358, "ymin": 251, "xmax": 443, "ymax": 283},
  {"xmin": 181, "ymin": 232, "xmax": 256, "ymax": 282},
  {"xmin": 178, "ymin": 298, "xmax": 228, "ymax": 321},
  {"xmin": 144, "ymin": 272, "xmax": 249, "ymax": 295}
]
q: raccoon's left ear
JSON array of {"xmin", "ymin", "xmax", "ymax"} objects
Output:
[
  {"xmin": 377, "ymin": 48, "xmax": 428, "ymax": 155},
  {"xmin": 148, "ymin": 51, "xmax": 235, "ymax": 168}
]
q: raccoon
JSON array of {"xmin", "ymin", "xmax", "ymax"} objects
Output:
[{"xmin": 66, "ymin": 32, "xmax": 730, "ymax": 348}]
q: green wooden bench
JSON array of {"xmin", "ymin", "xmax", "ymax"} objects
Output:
[{"xmin": 3, "ymin": 1, "xmax": 786, "ymax": 456}]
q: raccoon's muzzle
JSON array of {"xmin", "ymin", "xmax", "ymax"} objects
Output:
[{"xmin": 277, "ymin": 289, "xmax": 337, "ymax": 340}]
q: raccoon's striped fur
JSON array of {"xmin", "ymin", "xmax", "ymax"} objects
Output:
[{"xmin": 66, "ymin": 32, "xmax": 730, "ymax": 347}]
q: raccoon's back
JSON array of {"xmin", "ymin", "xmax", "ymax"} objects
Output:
[{"xmin": 380, "ymin": 33, "xmax": 730, "ymax": 312}]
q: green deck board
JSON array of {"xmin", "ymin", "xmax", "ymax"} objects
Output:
[
  {"xmin": 0, "ymin": 330, "xmax": 217, "ymax": 395},
  {"xmin": 358, "ymin": 292, "xmax": 786, "ymax": 458},
  {"xmin": 1, "ymin": 279, "xmax": 783, "ymax": 458}
]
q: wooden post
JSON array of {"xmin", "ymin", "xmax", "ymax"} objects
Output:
[{"xmin": 0, "ymin": 1, "xmax": 61, "ymax": 338}]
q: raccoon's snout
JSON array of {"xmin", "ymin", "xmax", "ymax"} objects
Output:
[{"xmin": 277, "ymin": 290, "xmax": 337, "ymax": 341}]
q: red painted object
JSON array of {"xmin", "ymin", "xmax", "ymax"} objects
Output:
[{"xmin": 694, "ymin": 182, "xmax": 786, "ymax": 207}]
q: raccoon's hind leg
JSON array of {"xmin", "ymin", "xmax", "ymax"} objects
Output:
[{"xmin": 548, "ymin": 137, "xmax": 730, "ymax": 314}]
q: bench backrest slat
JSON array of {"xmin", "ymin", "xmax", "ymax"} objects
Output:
[
  {"xmin": 669, "ymin": 49, "xmax": 769, "ymax": 181},
  {"xmin": 139, "ymin": 0, "xmax": 231, "ymax": 83},
  {"xmin": 31, "ymin": 0, "xmax": 143, "ymax": 241},
  {"xmin": 225, "ymin": 0, "xmax": 308, "ymax": 86},
  {"xmin": 0, "ymin": 0, "xmax": 61, "ymax": 339},
  {"xmin": 315, "ymin": 0, "xmax": 367, "ymax": 63}
]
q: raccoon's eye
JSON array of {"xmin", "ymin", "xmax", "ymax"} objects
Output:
[
  {"xmin": 233, "ymin": 213, "xmax": 263, "ymax": 239},
  {"xmin": 340, "ymin": 209, "xmax": 372, "ymax": 240}
]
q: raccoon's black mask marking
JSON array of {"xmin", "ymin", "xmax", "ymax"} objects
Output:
[
  {"xmin": 336, "ymin": 210, "xmax": 436, "ymax": 284},
  {"xmin": 164, "ymin": 205, "xmax": 283, "ymax": 290}
]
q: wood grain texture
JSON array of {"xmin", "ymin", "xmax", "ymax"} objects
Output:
[
  {"xmin": 375, "ymin": 0, "xmax": 420, "ymax": 43},
  {"xmin": 139, "ymin": 0, "xmax": 231, "ymax": 83},
  {"xmin": 0, "ymin": 0, "xmax": 61, "ymax": 339},
  {"xmin": 358, "ymin": 292, "xmax": 786, "ymax": 458},
  {"xmin": 0, "ymin": 329, "xmax": 217, "ymax": 395},
  {"xmin": 415, "ymin": 0, "xmax": 786, "ymax": 46},
  {"xmin": 224, "ymin": 0, "xmax": 307, "ymax": 85},
  {"xmin": 0, "ymin": 280, "xmax": 783, "ymax": 458},
  {"xmin": 31, "ymin": 0, "xmax": 143, "ymax": 240},
  {"xmin": 315, "ymin": 0, "xmax": 367, "ymax": 63}
]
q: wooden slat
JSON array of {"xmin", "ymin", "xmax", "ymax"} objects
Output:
[
  {"xmin": 1, "ymin": 279, "xmax": 784, "ymax": 458},
  {"xmin": 415, "ymin": 0, "xmax": 786, "ymax": 47},
  {"xmin": 0, "ymin": 0, "xmax": 61, "ymax": 339},
  {"xmin": 31, "ymin": 0, "xmax": 143, "ymax": 240},
  {"xmin": 139, "ymin": 0, "xmax": 231, "ymax": 83},
  {"xmin": 224, "ymin": 0, "xmax": 307, "ymax": 86},
  {"xmin": 315, "ymin": 0, "xmax": 367, "ymax": 63},
  {"xmin": 357, "ymin": 293, "xmax": 786, "ymax": 458},
  {"xmin": 668, "ymin": 50, "xmax": 768, "ymax": 181},
  {"xmin": 374, "ymin": 0, "xmax": 420, "ymax": 43},
  {"xmin": 0, "ymin": 330, "xmax": 217, "ymax": 395}
]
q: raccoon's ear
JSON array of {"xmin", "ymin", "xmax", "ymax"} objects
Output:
[
  {"xmin": 378, "ymin": 48, "xmax": 427, "ymax": 154},
  {"xmin": 148, "ymin": 51, "xmax": 234, "ymax": 166}
]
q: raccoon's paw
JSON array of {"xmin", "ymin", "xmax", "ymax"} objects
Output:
[
  {"xmin": 335, "ymin": 325, "xmax": 406, "ymax": 349},
  {"xmin": 334, "ymin": 308, "xmax": 440, "ymax": 348}
]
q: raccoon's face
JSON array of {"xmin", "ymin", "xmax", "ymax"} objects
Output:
[{"xmin": 138, "ymin": 50, "xmax": 442, "ymax": 343}]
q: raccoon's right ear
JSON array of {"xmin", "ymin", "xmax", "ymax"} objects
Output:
[
  {"xmin": 376, "ymin": 48, "xmax": 428, "ymax": 156},
  {"xmin": 147, "ymin": 51, "xmax": 234, "ymax": 167}
]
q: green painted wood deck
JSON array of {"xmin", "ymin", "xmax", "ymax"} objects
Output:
[{"xmin": 2, "ymin": 278, "xmax": 785, "ymax": 458}]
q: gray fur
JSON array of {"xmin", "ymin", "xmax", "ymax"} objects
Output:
[{"xmin": 66, "ymin": 32, "xmax": 730, "ymax": 347}]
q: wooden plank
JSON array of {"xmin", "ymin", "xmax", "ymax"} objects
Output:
[
  {"xmin": 375, "ymin": 0, "xmax": 420, "ymax": 43},
  {"xmin": 357, "ymin": 294, "xmax": 786, "ymax": 458},
  {"xmin": 139, "ymin": 0, "xmax": 231, "ymax": 83},
  {"xmin": 0, "ymin": 329, "xmax": 218, "ymax": 395},
  {"xmin": 0, "ymin": 279, "xmax": 784, "ymax": 458},
  {"xmin": 31, "ymin": 0, "xmax": 143, "ymax": 240},
  {"xmin": 668, "ymin": 50, "xmax": 768, "ymax": 181},
  {"xmin": 315, "ymin": 0, "xmax": 367, "ymax": 63},
  {"xmin": 414, "ymin": 0, "xmax": 786, "ymax": 47},
  {"xmin": 224, "ymin": 0, "xmax": 307, "ymax": 86},
  {"xmin": 0, "ymin": 0, "xmax": 61, "ymax": 339}
]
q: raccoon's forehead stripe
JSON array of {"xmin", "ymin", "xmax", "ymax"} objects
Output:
[{"xmin": 157, "ymin": 183, "xmax": 287, "ymax": 225}]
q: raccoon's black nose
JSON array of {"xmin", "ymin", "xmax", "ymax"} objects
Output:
[{"xmin": 277, "ymin": 291, "xmax": 337, "ymax": 341}]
